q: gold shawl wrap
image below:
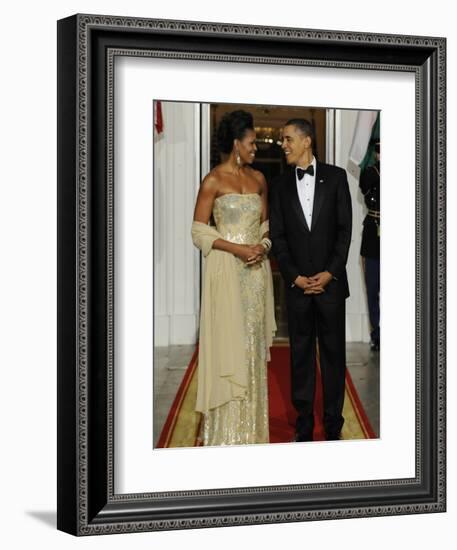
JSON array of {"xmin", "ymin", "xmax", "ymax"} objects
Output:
[{"xmin": 191, "ymin": 220, "xmax": 276, "ymax": 413}]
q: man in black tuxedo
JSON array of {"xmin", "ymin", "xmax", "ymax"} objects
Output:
[{"xmin": 270, "ymin": 119, "xmax": 352, "ymax": 441}]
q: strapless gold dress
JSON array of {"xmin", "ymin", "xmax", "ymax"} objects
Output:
[{"xmin": 201, "ymin": 194, "xmax": 269, "ymax": 445}]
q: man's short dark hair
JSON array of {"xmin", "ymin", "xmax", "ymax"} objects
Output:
[{"xmin": 284, "ymin": 118, "xmax": 315, "ymax": 149}]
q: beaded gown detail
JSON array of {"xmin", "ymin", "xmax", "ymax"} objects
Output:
[{"xmin": 201, "ymin": 193, "xmax": 269, "ymax": 446}]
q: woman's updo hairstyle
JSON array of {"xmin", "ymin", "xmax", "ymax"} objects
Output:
[{"xmin": 216, "ymin": 110, "xmax": 254, "ymax": 154}]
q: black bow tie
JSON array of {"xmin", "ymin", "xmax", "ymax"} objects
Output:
[{"xmin": 296, "ymin": 165, "xmax": 314, "ymax": 180}]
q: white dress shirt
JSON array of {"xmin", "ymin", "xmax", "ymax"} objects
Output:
[{"xmin": 296, "ymin": 156, "xmax": 317, "ymax": 229}]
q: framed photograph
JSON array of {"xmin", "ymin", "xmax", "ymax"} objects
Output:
[
  {"xmin": 57, "ymin": 14, "xmax": 446, "ymax": 535},
  {"xmin": 151, "ymin": 100, "xmax": 382, "ymax": 451}
]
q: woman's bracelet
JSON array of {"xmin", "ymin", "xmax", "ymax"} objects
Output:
[{"xmin": 260, "ymin": 237, "xmax": 272, "ymax": 252}]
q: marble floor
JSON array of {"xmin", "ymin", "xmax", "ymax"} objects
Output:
[{"xmin": 153, "ymin": 341, "xmax": 380, "ymax": 447}]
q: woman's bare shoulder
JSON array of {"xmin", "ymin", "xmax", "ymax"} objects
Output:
[
  {"xmin": 246, "ymin": 166, "xmax": 265, "ymax": 182},
  {"xmin": 200, "ymin": 168, "xmax": 222, "ymax": 191},
  {"xmin": 247, "ymin": 167, "xmax": 267, "ymax": 192}
]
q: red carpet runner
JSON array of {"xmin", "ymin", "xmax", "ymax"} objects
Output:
[{"xmin": 157, "ymin": 345, "xmax": 376, "ymax": 448}]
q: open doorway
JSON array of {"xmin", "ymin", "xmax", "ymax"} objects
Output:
[{"xmin": 208, "ymin": 103, "xmax": 328, "ymax": 339}]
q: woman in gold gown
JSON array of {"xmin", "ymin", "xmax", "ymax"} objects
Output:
[{"xmin": 191, "ymin": 110, "xmax": 276, "ymax": 446}]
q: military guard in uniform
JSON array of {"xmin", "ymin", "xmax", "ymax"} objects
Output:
[{"xmin": 359, "ymin": 139, "xmax": 380, "ymax": 351}]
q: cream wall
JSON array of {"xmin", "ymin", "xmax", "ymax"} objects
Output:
[
  {"xmin": 336, "ymin": 109, "xmax": 371, "ymax": 343},
  {"xmin": 153, "ymin": 101, "xmax": 201, "ymax": 346}
]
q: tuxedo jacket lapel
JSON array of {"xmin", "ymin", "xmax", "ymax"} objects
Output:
[
  {"xmin": 311, "ymin": 163, "xmax": 326, "ymax": 231},
  {"xmin": 287, "ymin": 170, "xmax": 310, "ymax": 232}
]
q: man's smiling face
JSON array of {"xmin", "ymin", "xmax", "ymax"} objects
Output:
[{"xmin": 281, "ymin": 124, "xmax": 311, "ymax": 166}]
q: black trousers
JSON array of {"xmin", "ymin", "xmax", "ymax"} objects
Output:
[
  {"xmin": 286, "ymin": 291, "xmax": 346, "ymax": 439},
  {"xmin": 364, "ymin": 257, "xmax": 380, "ymax": 344}
]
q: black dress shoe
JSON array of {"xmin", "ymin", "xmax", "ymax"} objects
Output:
[
  {"xmin": 325, "ymin": 432, "xmax": 341, "ymax": 441},
  {"xmin": 294, "ymin": 433, "xmax": 313, "ymax": 442},
  {"xmin": 370, "ymin": 340, "xmax": 380, "ymax": 352}
]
